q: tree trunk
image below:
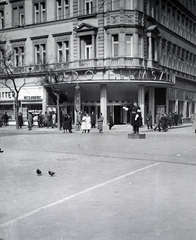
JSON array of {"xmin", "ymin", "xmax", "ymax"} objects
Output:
[
  {"xmin": 57, "ymin": 95, "xmax": 60, "ymax": 130},
  {"xmin": 15, "ymin": 99, "xmax": 19, "ymax": 129}
]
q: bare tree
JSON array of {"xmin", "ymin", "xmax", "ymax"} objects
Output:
[
  {"xmin": 0, "ymin": 41, "xmax": 32, "ymax": 129},
  {"xmin": 37, "ymin": 63, "xmax": 66, "ymax": 130}
]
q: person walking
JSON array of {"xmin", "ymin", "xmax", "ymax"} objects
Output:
[
  {"xmin": 47, "ymin": 112, "xmax": 53, "ymax": 128},
  {"xmin": 52, "ymin": 112, "xmax": 56, "ymax": 128},
  {"xmin": 18, "ymin": 112, "xmax": 23, "ymax": 129},
  {"xmin": 62, "ymin": 113, "xmax": 69, "ymax": 133},
  {"xmin": 98, "ymin": 113, "xmax": 104, "ymax": 133},
  {"xmin": 160, "ymin": 113, "xmax": 168, "ymax": 132},
  {"xmin": 38, "ymin": 112, "xmax": 43, "ymax": 127},
  {"xmin": 81, "ymin": 112, "xmax": 87, "ymax": 133},
  {"xmin": 167, "ymin": 112, "xmax": 173, "ymax": 127},
  {"xmin": 67, "ymin": 113, "xmax": 72, "ymax": 133},
  {"xmin": 91, "ymin": 112, "xmax": 96, "ymax": 128},
  {"xmin": 28, "ymin": 112, "xmax": 33, "ymax": 130},
  {"xmin": 108, "ymin": 113, "xmax": 114, "ymax": 130},
  {"xmin": 1, "ymin": 112, "xmax": 9, "ymax": 126},
  {"xmin": 86, "ymin": 113, "xmax": 91, "ymax": 133},
  {"xmin": 146, "ymin": 111, "xmax": 152, "ymax": 129},
  {"xmin": 154, "ymin": 112, "xmax": 161, "ymax": 132}
]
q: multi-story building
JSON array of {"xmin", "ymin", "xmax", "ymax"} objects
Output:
[{"xmin": 0, "ymin": 0, "xmax": 196, "ymax": 125}]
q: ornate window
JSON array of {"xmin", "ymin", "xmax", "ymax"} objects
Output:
[
  {"xmin": 53, "ymin": 32, "xmax": 71, "ymax": 63},
  {"xmin": 12, "ymin": 1, "xmax": 25, "ymax": 27},
  {"xmin": 56, "ymin": 0, "xmax": 69, "ymax": 20},
  {"xmin": 125, "ymin": 34, "xmax": 133, "ymax": 57},
  {"xmin": 10, "ymin": 38, "xmax": 26, "ymax": 67},
  {"xmin": 33, "ymin": 1, "xmax": 46, "ymax": 23},
  {"xmin": 75, "ymin": 23, "xmax": 97, "ymax": 60},
  {"xmin": 30, "ymin": 35, "xmax": 48, "ymax": 64},
  {"xmin": 0, "ymin": 9, "xmax": 4, "ymax": 29},
  {"xmin": 78, "ymin": 0, "xmax": 96, "ymax": 15},
  {"xmin": 112, "ymin": 34, "xmax": 118, "ymax": 57}
]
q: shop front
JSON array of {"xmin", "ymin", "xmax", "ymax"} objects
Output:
[{"xmin": 0, "ymin": 86, "xmax": 45, "ymax": 125}]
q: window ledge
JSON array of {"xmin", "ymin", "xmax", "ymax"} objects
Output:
[{"xmin": 78, "ymin": 13, "xmax": 97, "ymax": 20}]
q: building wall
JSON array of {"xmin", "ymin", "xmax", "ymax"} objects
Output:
[{"xmin": 0, "ymin": 0, "xmax": 196, "ymax": 125}]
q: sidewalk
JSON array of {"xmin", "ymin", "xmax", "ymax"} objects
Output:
[{"xmin": 0, "ymin": 122, "xmax": 192, "ymax": 134}]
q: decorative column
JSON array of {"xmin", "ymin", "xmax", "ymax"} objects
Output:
[
  {"xmin": 138, "ymin": 84, "xmax": 145, "ymax": 123},
  {"xmin": 175, "ymin": 99, "xmax": 178, "ymax": 113},
  {"xmin": 148, "ymin": 36, "xmax": 152, "ymax": 60},
  {"xmin": 100, "ymin": 84, "xmax": 107, "ymax": 126},
  {"xmin": 148, "ymin": 86, "xmax": 155, "ymax": 124},
  {"xmin": 74, "ymin": 84, "xmax": 81, "ymax": 130},
  {"xmin": 42, "ymin": 87, "xmax": 47, "ymax": 113},
  {"xmin": 183, "ymin": 100, "xmax": 187, "ymax": 119}
]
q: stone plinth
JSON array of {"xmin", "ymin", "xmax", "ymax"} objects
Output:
[{"xmin": 128, "ymin": 133, "xmax": 146, "ymax": 139}]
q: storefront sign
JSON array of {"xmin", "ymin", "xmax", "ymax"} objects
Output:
[
  {"xmin": 24, "ymin": 96, "xmax": 42, "ymax": 100},
  {"xmin": 129, "ymin": 69, "xmax": 175, "ymax": 84},
  {"xmin": 0, "ymin": 91, "xmax": 14, "ymax": 99}
]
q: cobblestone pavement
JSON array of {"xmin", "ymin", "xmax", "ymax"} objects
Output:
[{"xmin": 0, "ymin": 123, "xmax": 195, "ymax": 240}]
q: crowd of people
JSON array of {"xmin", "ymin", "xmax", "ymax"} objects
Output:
[
  {"xmin": 146, "ymin": 112, "xmax": 184, "ymax": 132},
  {"xmin": 1, "ymin": 108, "xmax": 196, "ymax": 134}
]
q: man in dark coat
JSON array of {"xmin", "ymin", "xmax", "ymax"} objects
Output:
[
  {"xmin": 146, "ymin": 111, "xmax": 152, "ymax": 129},
  {"xmin": 2, "ymin": 112, "xmax": 9, "ymax": 126},
  {"xmin": 91, "ymin": 112, "xmax": 96, "ymax": 128},
  {"xmin": 130, "ymin": 101, "xmax": 142, "ymax": 134},
  {"xmin": 18, "ymin": 112, "xmax": 23, "ymax": 129},
  {"xmin": 108, "ymin": 113, "xmax": 114, "ymax": 130}
]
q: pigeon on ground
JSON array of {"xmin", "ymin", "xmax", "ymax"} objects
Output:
[
  {"xmin": 36, "ymin": 169, "xmax": 42, "ymax": 175},
  {"xmin": 48, "ymin": 171, "xmax": 55, "ymax": 177},
  {"xmin": 0, "ymin": 148, "xmax": 4, "ymax": 153}
]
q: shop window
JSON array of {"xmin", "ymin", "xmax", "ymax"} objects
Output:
[
  {"xmin": 56, "ymin": 0, "xmax": 69, "ymax": 20},
  {"xmin": 14, "ymin": 46, "xmax": 25, "ymax": 67},
  {"xmin": 13, "ymin": 5, "xmax": 25, "ymax": 27},
  {"xmin": 112, "ymin": 34, "xmax": 118, "ymax": 57},
  {"xmin": 125, "ymin": 34, "xmax": 133, "ymax": 57},
  {"xmin": 0, "ymin": 10, "xmax": 4, "ymax": 29},
  {"xmin": 34, "ymin": 1, "xmax": 46, "ymax": 23},
  {"xmin": 57, "ymin": 41, "xmax": 69, "ymax": 62},
  {"xmin": 34, "ymin": 43, "xmax": 46, "ymax": 64}
]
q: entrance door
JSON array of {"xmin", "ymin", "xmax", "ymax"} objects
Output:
[{"xmin": 114, "ymin": 106, "xmax": 122, "ymax": 124}]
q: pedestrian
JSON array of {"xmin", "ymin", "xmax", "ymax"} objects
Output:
[
  {"xmin": 146, "ymin": 111, "xmax": 152, "ymax": 129},
  {"xmin": 38, "ymin": 112, "xmax": 43, "ymax": 127},
  {"xmin": 1, "ymin": 112, "xmax": 9, "ymax": 126},
  {"xmin": 91, "ymin": 112, "xmax": 96, "ymax": 128},
  {"xmin": 67, "ymin": 113, "xmax": 72, "ymax": 133},
  {"xmin": 160, "ymin": 113, "xmax": 168, "ymax": 132},
  {"xmin": 130, "ymin": 101, "xmax": 142, "ymax": 135},
  {"xmin": 28, "ymin": 112, "xmax": 33, "ymax": 130},
  {"xmin": 47, "ymin": 112, "xmax": 53, "ymax": 128},
  {"xmin": 108, "ymin": 113, "xmax": 114, "ymax": 130},
  {"xmin": 52, "ymin": 111, "xmax": 56, "ymax": 128},
  {"xmin": 62, "ymin": 113, "xmax": 69, "ymax": 133},
  {"xmin": 174, "ymin": 112, "xmax": 179, "ymax": 125},
  {"xmin": 167, "ymin": 112, "xmax": 173, "ymax": 127},
  {"xmin": 86, "ymin": 113, "xmax": 91, "ymax": 133},
  {"xmin": 18, "ymin": 112, "xmax": 23, "ymax": 129},
  {"xmin": 191, "ymin": 113, "xmax": 196, "ymax": 133},
  {"xmin": 98, "ymin": 113, "xmax": 104, "ymax": 133},
  {"xmin": 42, "ymin": 111, "xmax": 48, "ymax": 127},
  {"xmin": 81, "ymin": 112, "xmax": 87, "ymax": 133},
  {"xmin": 154, "ymin": 112, "xmax": 161, "ymax": 132}
]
